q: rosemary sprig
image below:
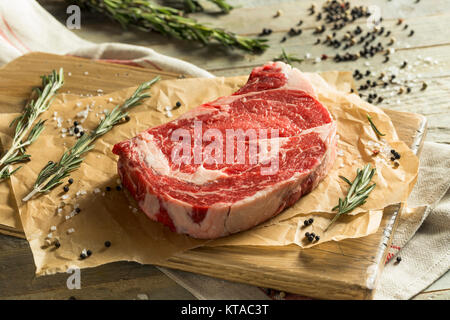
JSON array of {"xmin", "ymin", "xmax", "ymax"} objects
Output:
[
  {"xmin": 325, "ymin": 164, "xmax": 377, "ymax": 231},
  {"xmin": 0, "ymin": 69, "xmax": 64, "ymax": 181},
  {"xmin": 274, "ymin": 49, "xmax": 303, "ymax": 66},
  {"xmin": 164, "ymin": 0, "xmax": 233, "ymax": 13},
  {"xmin": 71, "ymin": 0, "xmax": 266, "ymax": 53},
  {"xmin": 22, "ymin": 76, "xmax": 160, "ymax": 202},
  {"xmin": 367, "ymin": 114, "xmax": 386, "ymax": 137}
]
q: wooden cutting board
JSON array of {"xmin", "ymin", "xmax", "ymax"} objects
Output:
[{"xmin": 0, "ymin": 52, "xmax": 427, "ymax": 300}]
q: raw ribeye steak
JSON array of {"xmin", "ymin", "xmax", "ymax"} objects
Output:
[{"xmin": 113, "ymin": 62, "xmax": 337, "ymax": 239}]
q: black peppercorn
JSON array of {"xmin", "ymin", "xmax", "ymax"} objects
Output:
[
  {"xmin": 124, "ymin": 115, "xmax": 131, "ymax": 122},
  {"xmin": 75, "ymin": 207, "xmax": 81, "ymax": 213},
  {"xmin": 68, "ymin": 178, "xmax": 74, "ymax": 184},
  {"xmin": 80, "ymin": 253, "xmax": 86, "ymax": 260},
  {"xmin": 308, "ymin": 218, "xmax": 314, "ymax": 224},
  {"xmin": 74, "ymin": 127, "xmax": 80, "ymax": 134},
  {"xmin": 396, "ymin": 256, "xmax": 402, "ymax": 263},
  {"xmin": 304, "ymin": 220, "xmax": 310, "ymax": 226},
  {"xmin": 63, "ymin": 186, "xmax": 69, "ymax": 193},
  {"xmin": 308, "ymin": 234, "xmax": 315, "ymax": 242},
  {"xmin": 175, "ymin": 101, "xmax": 181, "ymax": 108},
  {"xmin": 54, "ymin": 240, "xmax": 61, "ymax": 248},
  {"xmin": 87, "ymin": 250, "xmax": 92, "ymax": 256},
  {"xmin": 391, "ymin": 157, "xmax": 396, "ymax": 161},
  {"xmin": 305, "ymin": 232, "xmax": 310, "ymax": 238},
  {"xmin": 315, "ymin": 235, "xmax": 320, "ymax": 241},
  {"xmin": 106, "ymin": 186, "xmax": 111, "ymax": 191},
  {"xmin": 74, "ymin": 121, "xmax": 79, "ymax": 127},
  {"xmin": 116, "ymin": 185, "xmax": 122, "ymax": 191},
  {"xmin": 105, "ymin": 241, "xmax": 111, "ymax": 247}
]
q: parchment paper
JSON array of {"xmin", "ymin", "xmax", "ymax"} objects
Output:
[{"xmin": 1, "ymin": 72, "xmax": 418, "ymax": 275}]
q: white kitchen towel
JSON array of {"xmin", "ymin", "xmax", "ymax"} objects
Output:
[
  {"xmin": 0, "ymin": 0, "xmax": 448, "ymax": 300},
  {"xmin": 0, "ymin": 0, "xmax": 213, "ymax": 78}
]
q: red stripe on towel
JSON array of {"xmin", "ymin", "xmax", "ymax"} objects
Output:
[{"xmin": 1, "ymin": 16, "xmax": 30, "ymax": 52}]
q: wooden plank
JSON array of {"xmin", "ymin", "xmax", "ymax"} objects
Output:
[{"xmin": 0, "ymin": 53, "xmax": 426, "ymax": 299}]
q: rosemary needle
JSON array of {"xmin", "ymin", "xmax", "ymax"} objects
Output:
[
  {"xmin": 23, "ymin": 76, "xmax": 160, "ymax": 202},
  {"xmin": 0, "ymin": 69, "xmax": 64, "ymax": 181},
  {"xmin": 164, "ymin": 0, "xmax": 233, "ymax": 13},
  {"xmin": 325, "ymin": 164, "xmax": 377, "ymax": 231},
  {"xmin": 72, "ymin": 0, "xmax": 266, "ymax": 53},
  {"xmin": 367, "ymin": 114, "xmax": 386, "ymax": 137},
  {"xmin": 274, "ymin": 49, "xmax": 303, "ymax": 66}
]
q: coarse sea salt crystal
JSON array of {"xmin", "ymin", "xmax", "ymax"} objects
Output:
[
  {"xmin": 84, "ymin": 71, "xmax": 89, "ymax": 75},
  {"xmin": 108, "ymin": 97, "xmax": 113, "ymax": 102},
  {"xmin": 94, "ymin": 188, "xmax": 101, "ymax": 194},
  {"xmin": 337, "ymin": 150, "xmax": 344, "ymax": 156},
  {"xmin": 47, "ymin": 233, "xmax": 53, "ymax": 239},
  {"xmin": 50, "ymin": 226, "xmax": 57, "ymax": 231},
  {"xmin": 68, "ymin": 72, "xmax": 72, "ymax": 76},
  {"xmin": 61, "ymin": 195, "xmax": 69, "ymax": 200},
  {"xmin": 76, "ymin": 102, "xmax": 82, "ymax": 107},
  {"xmin": 67, "ymin": 228, "xmax": 75, "ymax": 234},
  {"xmin": 166, "ymin": 111, "xmax": 173, "ymax": 118},
  {"xmin": 57, "ymin": 208, "xmax": 63, "ymax": 214},
  {"xmin": 132, "ymin": 208, "xmax": 138, "ymax": 213}
]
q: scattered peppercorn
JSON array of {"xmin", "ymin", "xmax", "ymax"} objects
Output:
[
  {"xmin": 408, "ymin": 30, "xmax": 415, "ymax": 37},
  {"xmin": 308, "ymin": 234, "xmax": 315, "ymax": 242},
  {"xmin": 315, "ymin": 235, "xmax": 320, "ymax": 241},
  {"xmin": 105, "ymin": 241, "xmax": 111, "ymax": 247},
  {"xmin": 80, "ymin": 253, "xmax": 86, "ymax": 260},
  {"xmin": 396, "ymin": 256, "xmax": 402, "ymax": 263},
  {"xmin": 75, "ymin": 207, "xmax": 81, "ymax": 213},
  {"xmin": 73, "ymin": 121, "xmax": 79, "ymax": 127},
  {"xmin": 63, "ymin": 186, "xmax": 69, "ymax": 192},
  {"xmin": 54, "ymin": 240, "xmax": 61, "ymax": 248},
  {"xmin": 74, "ymin": 127, "xmax": 79, "ymax": 134},
  {"xmin": 304, "ymin": 219, "xmax": 310, "ymax": 226},
  {"xmin": 106, "ymin": 186, "xmax": 111, "ymax": 191},
  {"xmin": 308, "ymin": 218, "xmax": 314, "ymax": 224},
  {"xmin": 124, "ymin": 115, "xmax": 131, "ymax": 122},
  {"xmin": 116, "ymin": 185, "xmax": 122, "ymax": 191},
  {"xmin": 305, "ymin": 232, "xmax": 310, "ymax": 237},
  {"xmin": 280, "ymin": 36, "xmax": 287, "ymax": 43},
  {"xmin": 87, "ymin": 249, "xmax": 92, "ymax": 256},
  {"xmin": 68, "ymin": 178, "xmax": 74, "ymax": 184},
  {"xmin": 79, "ymin": 131, "xmax": 84, "ymax": 137}
]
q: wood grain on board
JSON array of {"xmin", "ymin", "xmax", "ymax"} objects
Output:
[{"xmin": 0, "ymin": 53, "xmax": 426, "ymax": 299}]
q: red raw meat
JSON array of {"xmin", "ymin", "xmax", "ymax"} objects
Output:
[{"xmin": 113, "ymin": 62, "xmax": 337, "ymax": 239}]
